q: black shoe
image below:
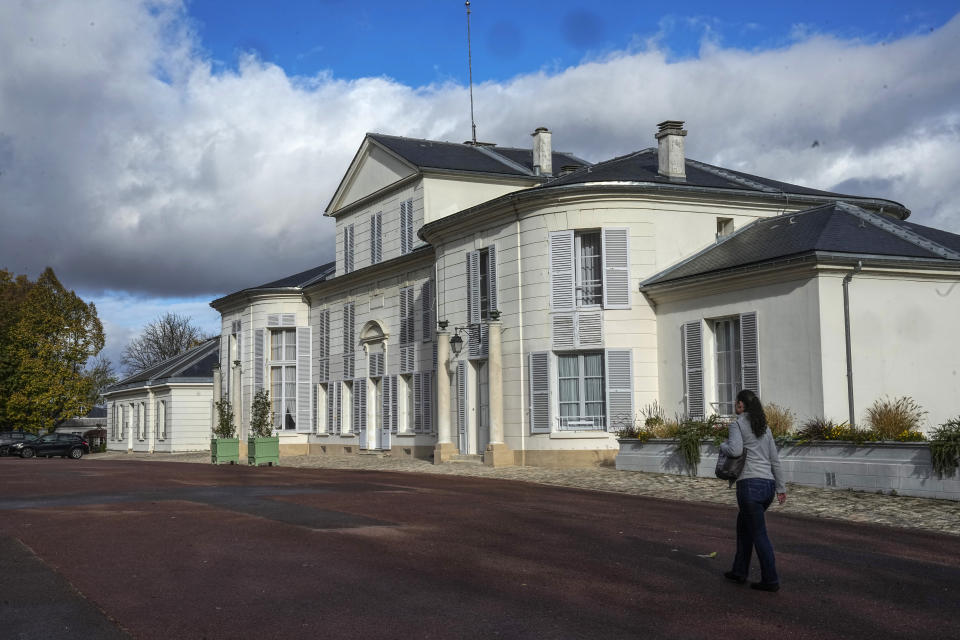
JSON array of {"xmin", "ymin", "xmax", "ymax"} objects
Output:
[
  {"xmin": 724, "ymin": 571, "xmax": 746, "ymax": 584},
  {"xmin": 750, "ymin": 581, "xmax": 780, "ymax": 592}
]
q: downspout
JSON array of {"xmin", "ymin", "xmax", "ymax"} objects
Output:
[
  {"xmin": 842, "ymin": 260, "xmax": 862, "ymax": 427},
  {"xmin": 514, "ymin": 210, "xmax": 526, "ymax": 465}
]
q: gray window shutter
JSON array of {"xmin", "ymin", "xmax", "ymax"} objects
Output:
[
  {"xmin": 486, "ymin": 245, "xmax": 498, "ymax": 313},
  {"xmin": 400, "ymin": 199, "xmax": 413, "ymax": 255},
  {"xmin": 353, "ymin": 378, "xmax": 362, "ymax": 436},
  {"xmin": 468, "ymin": 323, "xmax": 488, "ymax": 360},
  {"xmin": 380, "ymin": 377, "xmax": 390, "ymax": 448},
  {"xmin": 371, "ymin": 212, "xmax": 382, "ymax": 264},
  {"xmin": 389, "ymin": 375, "xmax": 398, "ymax": 435},
  {"xmin": 466, "ymin": 250, "xmax": 481, "ymax": 324},
  {"xmin": 317, "ymin": 309, "xmax": 329, "ymax": 383},
  {"xmin": 549, "ymin": 231, "xmax": 575, "ymax": 311},
  {"xmin": 602, "ymin": 227, "xmax": 630, "ymax": 309},
  {"xmin": 576, "ymin": 312, "xmax": 603, "ymax": 347},
  {"xmin": 313, "ymin": 384, "xmax": 319, "ymax": 433},
  {"xmin": 343, "ymin": 303, "xmax": 355, "ymax": 379},
  {"xmin": 740, "ymin": 312, "xmax": 760, "ymax": 396},
  {"xmin": 254, "ymin": 328, "xmax": 265, "ymax": 392},
  {"xmin": 344, "ymin": 223, "xmax": 355, "ymax": 273},
  {"xmin": 422, "ymin": 371, "xmax": 433, "ymax": 433},
  {"xmin": 456, "ymin": 361, "xmax": 467, "ymax": 449},
  {"xmin": 605, "ymin": 349, "xmax": 633, "ymax": 432},
  {"xmin": 400, "ymin": 345, "xmax": 415, "ymax": 374},
  {"xmin": 421, "ymin": 280, "xmax": 433, "ymax": 342},
  {"xmin": 400, "ymin": 286, "xmax": 414, "ymax": 344},
  {"xmin": 296, "ymin": 327, "xmax": 312, "ymax": 432},
  {"xmin": 281, "ymin": 313, "xmax": 296, "ymax": 327},
  {"xmin": 529, "ymin": 351, "xmax": 551, "ymax": 433},
  {"xmin": 683, "ymin": 321, "xmax": 704, "ymax": 419},
  {"xmin": 267, "ymin": 314, "xmax": 280, "ymax": 328},
  {"xmin": 337, "ymin": 383, "xmax": 344, "ymax": 435},
  {"xmin": 326, "ymin": 384, "xmax": 334, "ymax": 434},
  {"xmin": 413, "ymin": 373, "xmax": 423, "ymax": 433},
  {"xmin": 552, "ymin": 314, "xmax": 576, "ymax": 350}
]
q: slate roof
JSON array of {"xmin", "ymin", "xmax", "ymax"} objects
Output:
[
  {"xmin": 107, "ymin": 338, "xmax": 220, "ymax": 392},
  {"xmin": 249, "ymin": 262, "xmax": 336, "ymax": 290},
  {"xmin": 545, "ymin": 148, "xmax": 901, "ymax": 205},
  {"xmin": 642, "ymin": 202, "xmax": 960, "ymax": 287},
  {"xmin": 368, "ymin": 133, "xmax": 590, "ymax": 178},
  {"xmin": 211, "ymin": 261, "xmax": 336, "ymax": 308}
]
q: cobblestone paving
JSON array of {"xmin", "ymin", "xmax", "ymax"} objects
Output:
[{"xmin": 94, "ymin": 450, "xmax": 960, "ymax": 537}]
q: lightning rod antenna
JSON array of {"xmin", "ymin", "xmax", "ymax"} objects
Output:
[{"xmin": 466, "ymin": 1, "xmax": 477, "ymax": 144}]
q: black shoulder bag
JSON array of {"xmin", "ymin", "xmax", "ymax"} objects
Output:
[{"xmin": 715, "ymin": 420, "xmax": 746, "ymax": 481}]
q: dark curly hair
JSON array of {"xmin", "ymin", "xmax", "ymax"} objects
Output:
[{"xmin": 737, "ymin": 389, "xmax": 768, "ymax": 438}]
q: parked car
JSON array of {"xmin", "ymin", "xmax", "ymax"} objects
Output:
[
  {"xmin": 0, "ymin": 431, "xmax": 39, "ymax": 457},
  {"xmin": 12, "ymin": 433, "xmax": 90, "ymax": 459}
]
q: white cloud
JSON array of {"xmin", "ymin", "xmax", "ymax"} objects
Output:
[{"xmin": 2, "ymin": 1, "xmax": 959, "ymax": 310}]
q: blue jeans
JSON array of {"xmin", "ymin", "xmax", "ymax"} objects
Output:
[{"xmin": 732, "ymin": 478, "xmax": 779, "ymax": 585}]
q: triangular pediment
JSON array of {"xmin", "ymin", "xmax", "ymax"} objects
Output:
[{"xmin": 327, "ymin": 137, "xmax": 417, "ymax": 214}]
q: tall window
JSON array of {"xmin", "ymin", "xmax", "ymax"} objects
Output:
[
  {"xmin": 714, "ymin": 318, "xmax": 742, "ymax": 416},
  {"xmin": 270, "ymin": 329, "xmax": 297, "ymax": 430},
  {"xmin": 156, "ymin": 401, "xmax": 165, "ymax": 440},
  {"xmin": 575, "ymin": 231, "xmax": 602, "ymax": 306},
  {"xmin": 478, "ymin": 248, "xmax": 490, "ymax": 319},
  {"xmin": 557, "ymin": 352, "xmax": 605, "ymax": 430}
]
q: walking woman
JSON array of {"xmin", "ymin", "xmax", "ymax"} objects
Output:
[{"xmin": 721, "ymin": 389, "xmax": 786, "ymax": 592}]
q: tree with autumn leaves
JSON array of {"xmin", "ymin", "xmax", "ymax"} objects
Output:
[{"xmin": 0, "ymin": 268, "xmax": 106, "ymax": 433}]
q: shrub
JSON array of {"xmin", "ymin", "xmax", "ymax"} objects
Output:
[
  {"xmin": 213, "ymin": 399, "xmax": 236, "ymax": 439},
  {"xmin": 864, "ymin": 396, "xmax": 926, "ymax": 440},
  {"xmin": 651, "ymin": 418, "xmax": 680, "ymax": 439},
  {"xmin": 249, "ymin": 388, "xmax": 273, "ymax": 438},
  {"xmin": 673, "ymin": 414, "xmax": 724, "ymax": 473},
  {"xmin": 640, "ymin": 400, "xmax": 666, "ymax": 429},
  {"xmin": 797, "ymin": 416, "xmax": 836, "ymax": 441},
  {"xmin": 930, "ymin": 418, "xmax": 960, "ymax": 478},
  {"xmin": 764, "ymin": 403, "xmax": 795, "ymax": 438}
]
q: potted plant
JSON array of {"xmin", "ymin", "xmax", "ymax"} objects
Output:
[
  {"xmin": 211, "ymin": 398, "xmax": 239, "ymax": 464},
  {"xmin": 248, "ymin": 388, "xmax": 279, "ymax": 466}
]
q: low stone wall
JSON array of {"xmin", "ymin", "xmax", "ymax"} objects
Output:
[{"xmin": 616, "ymin": 439, "xmax": 960, "ymax": 501}]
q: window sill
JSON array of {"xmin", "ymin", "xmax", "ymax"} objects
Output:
[
  {"xmin": 394, "ymin": 432, "xmax": 418, "ymax": 438},
  {"xmin": 549, "ymin": 431, "xmax": 612, "ymax": 439}
]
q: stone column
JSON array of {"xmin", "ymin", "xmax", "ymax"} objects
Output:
[
  {"xmin": 433, "ymin": 330, "xmax": 457, "ymax": 464},
  {"xmin": 231, "ymin": 361, "xmax": 242, "ymax": 438},
  {"xmin": 484, "ymin": 320, "xmax": 513, "ymax": 467}
]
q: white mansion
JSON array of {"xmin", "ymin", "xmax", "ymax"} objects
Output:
[{"xmin": 109, "ymin": 121, "xmax": 960, "ymax": 465}]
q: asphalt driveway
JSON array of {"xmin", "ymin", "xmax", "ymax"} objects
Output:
[{"xmin": 1, "ymin": 458, "xmax": 958, "ymax": 639}]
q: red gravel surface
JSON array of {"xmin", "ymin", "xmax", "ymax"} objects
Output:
[{"xmin": 1, "ymin": 458, "xmax": 958, "ymax": 639}]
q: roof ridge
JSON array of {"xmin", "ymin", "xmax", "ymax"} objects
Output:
[
  {"xmin": 685, "ymin": 158, "xmax": 780, "ymax": 193},
  {"xmin": 473, "ymin": 145, "xmax": 533, "ymax": 176},
  {"xmin": 835, "ymin": 202, "xmax": 960, "ymax": 260}
]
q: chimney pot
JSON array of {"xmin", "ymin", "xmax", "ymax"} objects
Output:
[
  {"xmin": 655, "ymin": 120, "xmax": 687, "ymax": 181},
  {"xmin": 531, "ymin": 127, "xmax": 552, "ymax": 176}
]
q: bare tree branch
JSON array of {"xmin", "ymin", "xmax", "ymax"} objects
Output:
[{"xmin": 121, "ymin": 312, "xmax": 209, "ymax": 375}]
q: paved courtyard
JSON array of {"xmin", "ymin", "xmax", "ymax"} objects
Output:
[{"xmin": 1, "ymin": 454, "xmax": 959, "ymax": 639}]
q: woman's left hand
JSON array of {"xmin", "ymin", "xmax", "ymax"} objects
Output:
[{"xmin": 777, "ymin": 492, "xmax": 787, "ymax": 505}]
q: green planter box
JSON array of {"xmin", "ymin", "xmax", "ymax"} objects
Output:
[
  {"xmin": 211, "ymin": 438, "xmax": 240, "ymax": 464},
  {"xmin": 248, "ymin": 436, "xmax": 279, "ymax": 466}
]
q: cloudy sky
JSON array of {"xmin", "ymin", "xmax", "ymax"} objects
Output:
[{"xmin": 1, "ymin": 0, "xmax": 958, "ymax": 369}]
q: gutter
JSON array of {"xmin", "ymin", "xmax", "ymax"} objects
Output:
[{"xmin": 842, "ymin": 260, "xmax": 863, "ymax": 428}]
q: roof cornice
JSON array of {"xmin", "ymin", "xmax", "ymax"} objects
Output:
[
  {"xmin": 418, "ymin": 180, "xmax": 901, "ymax": 244},
  {"xmin": 640, "ymin": 251, "xmax": 960, "ymax": 303},
  {"xmin": 302, "ymin": 245, "xmax": 435, "ymax": 298}
]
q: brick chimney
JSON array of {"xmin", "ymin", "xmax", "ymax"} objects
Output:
[
  {"xmin": 531, "ymin": 127, "xmax": 552, "ymax": 176},
  {"xmin": 655, "ymin": 120, "xmax": 687, "ymax": 181}
]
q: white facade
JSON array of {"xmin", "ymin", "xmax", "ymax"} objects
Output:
[{"xmin": 208, "ymin": 124, "xmax": 960, "ymax": 466}]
